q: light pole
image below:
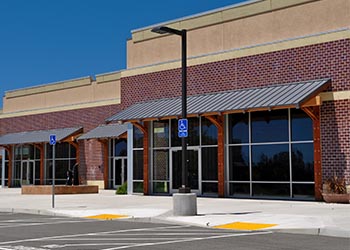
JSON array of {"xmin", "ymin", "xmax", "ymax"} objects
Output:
[{"xmin": 151, "ymin": 26, "xmax": 190, "ymax": 193}]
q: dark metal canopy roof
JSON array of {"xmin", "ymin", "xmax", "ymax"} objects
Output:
[
  {"xmin": 0, "ymin": 127, "xmax": 82, "ymax": 145},
  {"xmin": 78, "ymin": 123, "xmax": 128, "ymax": 140},
  {"xmin": 106, "ymin": 78, "xmax": 330, "ymax": 122}
]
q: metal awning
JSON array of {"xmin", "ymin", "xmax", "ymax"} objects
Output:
[
  {"xmin": 0, "ymin": 127, "xmax": 83, "ymax": 145},
  {"xmin": 106, "ymin": 78, "xmax": 330, "ymax": 122},
  {"xmin": 78, "ymin": 123, "xmax": 128, "ymax": 140}
]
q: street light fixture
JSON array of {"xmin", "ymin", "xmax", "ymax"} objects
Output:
[{"xmin": 151, "ymin": 26, "xmax": 190, "ymax": 194}]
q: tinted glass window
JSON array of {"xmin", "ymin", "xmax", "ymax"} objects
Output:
[
  {"xmin": 292, "ymin": 143, "xmax": 314, "ymax": 181},
  {"xmin": 133, "ymin": 126, "xmax": 144, "ymax": 148},
  {"xmin": 115, "ymin": 139, "xmax": 127, "ymax": 157},
  {"xmin": 229, "ymin": 146, "xmax": 249, "ymax": 181},
  {"xmin": 229, "ymin": 113, "xmax": 249, "ymax": 144},
  {"xmin": 291, "ymin": 109, "xmax": 313, "ymax": 141},
  {"xmin": 133, "ymin": 150, "xmax": 143, "ymax": 180},
  {"xmin": 202, "ymin": 147, "xmax": 218, "ymax": 180},
  {"xmin": 251, "ymin": 110, "xmax": 288, "ymax": 143},
  {"xmin": 252, "ymin": 144, "xmax": 290, "ymax": 181},
  {"xmin": 201, "ymin": 118, "xmax": 218, "ymax": 145}
]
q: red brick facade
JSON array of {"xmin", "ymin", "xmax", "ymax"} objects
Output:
[
  {"xmin": 0, "ymin": 104, "xmax": 121, "ymax": 183},
  {"xmin": 121, "ymin": 39, "xmax": 350, "ymax": 184}
]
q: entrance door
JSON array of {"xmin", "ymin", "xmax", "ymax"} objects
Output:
[
  {"xmin": 171, "ymin": 149, "xmax": 199, "ymax": 193},
  {"xmin": 21, "ymin": 160, "xmax": 35, "ymax": 186},
  {"xmin": 113, "ymin": 157, "xmax": 127, "ymax": 188}
]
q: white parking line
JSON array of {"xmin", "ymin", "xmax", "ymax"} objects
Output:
[
  {"xmin": 0, "ymin": 225, "xmax": 190, "ymax": 245},
  {"xmin": 101, "ymin": 231, "xmax": 272, "ymax": 250}
]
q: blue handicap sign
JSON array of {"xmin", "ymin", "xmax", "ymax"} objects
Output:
[
  {"xmin": 178, "ymin": 130, "xmax": 188, "ymax": 138},
  {"xmin": 49, "ymin": 134, "xmax": 56, "ymax": 145},
  {"xmin": 178, "ymin": 119, "xmax": 188, "ymax": 138}
]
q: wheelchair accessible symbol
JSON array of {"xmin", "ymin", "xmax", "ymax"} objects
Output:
[{"xmin": 178, "ymin": 119, "xmax": 188, "ymax": 138}]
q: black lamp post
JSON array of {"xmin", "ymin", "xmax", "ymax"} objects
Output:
[{"xmin": 151, "ymin": 26, "xmax": 190, "ymax": 193}]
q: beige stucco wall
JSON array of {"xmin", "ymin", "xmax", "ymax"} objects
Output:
[
  {"xmin": 2, "ymin": 72, "xmax": 121, "ymax": 116},
  {"xmin": 127, "ymin": 0, "xmax": 350, "ymax": 68}
]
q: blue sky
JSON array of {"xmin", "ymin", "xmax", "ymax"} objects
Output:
[{"xmin": 0, "ymin": 0, "xmax": 245, "ymax": 108}]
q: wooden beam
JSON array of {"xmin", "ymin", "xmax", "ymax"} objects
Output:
[{"xmin": 301, "ymin": 96, "xmax": 321, "ymax": 107}]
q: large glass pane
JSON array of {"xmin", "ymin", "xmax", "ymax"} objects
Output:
[
  {"xmin": 15, "ymin": 146, "xmax": 21, "ymax": 160},
  {"xmin": 229, "ymin": 183, "xmax": 250, "ymax": 197},
  {"xmin": 251, "ymin": 110, "xmax": 288, "ymax": 143},
  {"xmin": 133, "ymin": 126, "xmax": 144, "ymax": 148},
  {"xmin": 171, "ymin": 118, "xmax": 199, "ymax": 147},
  {"xmin": 229, "ymin": 146, "xmax": 249, "ymax": 181},
  {"xmin": 153, "ymin": 120, "xmax": 169, "ymax": 148},
  {"xmin": 133, "ymin": 150, "xmax": 143, "ymax": 180},
  {"xmin": 229, "ymin": 113, "xmax": 249, "ymax": 144},
  {"xmin": 115, "ymin": 139, "xmax": 127, "ymax": 157},
  {"xmin": 253, "ymin": 183, "xmax": 290, "ymax": 198},
  {"xmin": 292, "ymin": 143, "xmax": 314, "ymax": 182},
  {"xmin": 201, "ymin": 118, "xmax": 217, "ymax": 145},
  {"xmin": 252, "ymin": 144, "xmax": 290, "ymax": 181},
  {"xmin": 153, "ymin": 150, "xmax": 169, "ymax": 181},
  {"xmin": 202, "ymin": 147, "xmax": 217, "ymax": 181},
  {"xmin": 291, "ymin": 109, "xmax": 313, "ymax": 141},
  {"xmin": 55, "ymin": 143, "xmax": 70, "ymax": 158}
]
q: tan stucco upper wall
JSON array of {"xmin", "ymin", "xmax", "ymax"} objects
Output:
[
  {"xmin": 127, "ymin": 0, "xmax": 350, "ymax": 68},
  {"xmin": 2, "ymin": 72, "xmax": 121, "ymax": 115}
]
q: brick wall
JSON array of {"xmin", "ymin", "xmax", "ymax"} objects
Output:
[
  {"xmin": 321, "ymin": 100, "xmax": 350, "ymax": 183},
  {"xmin": 121, "ymin": 39, "xmax": 350, "ymax": 184},
  {"xmin": 0, "ymin": 104, "xmax": 121, "ymax": 183}
]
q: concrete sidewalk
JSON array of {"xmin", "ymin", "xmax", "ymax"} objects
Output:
[{"xmin": 0, "ymin": 188, "xmax": 349, "ymax": 238}]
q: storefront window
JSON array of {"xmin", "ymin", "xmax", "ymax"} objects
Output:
[
  {"xmin": 291, "ymin": 109, "xmax": 313, "ymax": 141},
  {"xmin": 251, "ymin": 110, "xmax": 288, "ymax": 143},
  {"xmin": 45, "ymin": 142, "xmax": 76, "ymax": 185},
  {"xmin": 228, "ymin": 109, "xmax": 314, "ymax": 200},
  {"xmin": 229, "ymin": 113, "xmax": 249, "ymax": 144},
  {"xmin": 229, "ymin": 146, "xmax": 249, "ymax": 181},
  {"xmin": 133, "ymin": 126, "xmax": 143, "ymax": 148}
]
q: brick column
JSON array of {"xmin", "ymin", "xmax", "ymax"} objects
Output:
[{"xmin": 4, "ymin": 146, "xmax": 12, "ymax": 187}]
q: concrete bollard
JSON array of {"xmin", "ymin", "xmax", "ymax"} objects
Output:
[{"xmin": 173, "ymin": 193, "xmax": 197, "ymax": 216}]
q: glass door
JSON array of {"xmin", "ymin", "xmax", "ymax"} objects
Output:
[
  {"xmin": 171, "ymin": 149, "xmax": 199, "ymax": 193},
  {"xmin": 21, "ymin": 160, "xmax": 35, "ymax": 186},
  {"xmin": 113, "ymin": 157, "xmax": 127, "ymax": 188}
]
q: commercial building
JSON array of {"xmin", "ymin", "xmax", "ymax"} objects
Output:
[{"xmin": 0, "ymin": 0, "xmax": 349, "ymax": 201}]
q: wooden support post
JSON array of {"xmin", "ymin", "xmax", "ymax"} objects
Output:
[
  {"xmin": 302, "ymin": 106, "xmax": 322, "ymax": 201},
  {"xmin": 132, "ymin": 122, "xmax": 149, "ymax": 195},
  {"xmin": 205, "ymin": 115, "xmax": 225, "ymax": 197}
]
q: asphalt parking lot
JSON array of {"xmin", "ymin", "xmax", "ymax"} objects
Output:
[{"xmin": 0, "ymin": 213, "xmax": 348, "ymax": 250}]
